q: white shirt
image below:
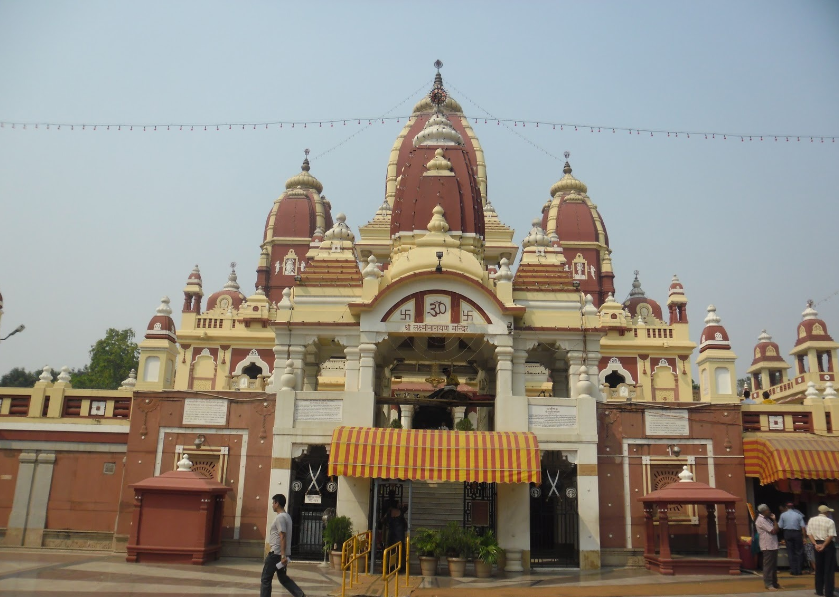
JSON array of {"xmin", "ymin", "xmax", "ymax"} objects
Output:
[
  {"xmin": 268, "ymin": 511, "xmax": 293, "ymax": 555},
  {"xmin": 807, "ymin": 514, "xmax": 837, "ymax": 542}
]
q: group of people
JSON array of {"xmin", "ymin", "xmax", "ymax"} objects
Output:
[{"xmin": 756, "ymin": 502, "xmax": 836, "ymax": 596}]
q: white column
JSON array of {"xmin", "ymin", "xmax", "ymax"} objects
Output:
[
  {"xmin": 3, "ymin": 452, "xmax": 36, "ymax": 546},
  {"xmin": 452, "ymin": 406, "xmax": 466, "ymax": 425},
  {"xmin": 400, "ymin": 404, "xmax": 414, "ymax": 430},
  {"xmin": 344, "ymin": 347, "xmax": 360, "ymax": 391},
  {"xmin": 357, "ymin": 343, "xmax": 377, "ymax": 394},
  {"xmin": 303, "ymin": 345, "xmax": 319, "ymax": 391},
  {"xmin": 497, "ymin": 483, "xmax": 530, "ymax": 572},
  {"xmin": 567, "ymin": 351, "xmax": 584, "ymax": 399},
  {"xmin": 24, "ymin": 452, "xmax": 56, "ymax": 547},
  {"xmin": 495, "ymin": 346, "xmax": 514, "ymax": 397},
  {"xmin": 289, "ymin": 345, "xmax": 305, "ymax": 391},
  {"xmin": 512, "ymin": 349, "xmax": 528, "ymax": 397}
]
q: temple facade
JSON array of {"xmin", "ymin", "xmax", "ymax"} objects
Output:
[{"xmin": 1, "ymin": 65, "xmax": 836, "ymax": 571}]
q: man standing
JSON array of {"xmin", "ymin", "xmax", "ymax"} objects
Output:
[
  {"xmin": 261, "ymin": 494, "xmax": 305, "ymax": 597},
  {"xmin": 756, "ymin": 504, "xmax": 781, "ymax": 591},
  {"xmin": 807, "ymin": 505, "xmax": 836, "ymax": 597},
  {"xmin": 778, "ymin": 501, "xmax": 807, "ymax": 575}
]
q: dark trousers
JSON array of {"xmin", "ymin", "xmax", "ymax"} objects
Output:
[
  {"xmin": 261, "ymin": 553, "xmax": 305, "ymax": 597},
  {"xmin": 814, "ymin": 541, "xmax": 836, "ymax": 597},
  {"xmin": 784, "ymin": 530, "xmax": 804, "ymax": 574},
  {"xmin": 763, "ymin": 549, "xmax": 779, "ymax": 588}
]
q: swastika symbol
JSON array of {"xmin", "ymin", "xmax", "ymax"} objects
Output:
[
  {"xmin": 399, "ymin": 308, "xmax": 412, "ymax": 321},
  {"xmin": 461, "ymin": 309, "xmax": 474, "ymax": 322}
]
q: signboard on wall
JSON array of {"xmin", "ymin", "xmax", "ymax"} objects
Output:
[
  {"xmin": 528, "ymin": 404, "xmax": 577, "ymax": 429},
  {"xmin": 294, "ymin": 399, "xmax": 343, "ymax": 423},
  {"xmin": 182, "ymin": 398, "xmax": 229, "ymax": 426},
  {"xmin": 645, "ymin": 409, "xmax": 690, "ymax": 436}
]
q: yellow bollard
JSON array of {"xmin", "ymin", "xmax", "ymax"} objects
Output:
[{"xmin": 403, "ymin": 534, "xmax": 411, "ymax": 587}]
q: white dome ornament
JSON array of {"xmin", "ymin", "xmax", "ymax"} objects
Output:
[
  {"xmin": 362, "ymin": 255, "xmax": 383, "ymax": 280},
  {"xmin": 38, "ymin": 366, "xmax": 53, "ymax": 383},
  {"xmin": 177, "ymin": 454, "xmax": 193, "ymax": 471},
  {"xmin": 522, "ymin": 219, "xmax": 549, "ymax": 248},
  {"xmin": 120, "ymin": 369, "xmax": 137, "ymax": 390},
  {"xmin": 805, "ymin": 381, "xmax": 820, "ymax": 401},
  {"xmin": 280, "ymin": 360, "xmax": 296, "ymax": 390},
  {"xmin": 678, "ymin": 466, "xmax": 694, "ymax": 482},
  {"xmin": 156, "ymin": 296, "xmax": 172, "ymax": 317},
  {"xmin": 57, "ymin": 366, "xmax": 72, "ymax": 384},
  {"xmin": 495, "ymin": 258, "xmax": 514, "ymax": 283},
  {"xmin": 576, "ymin": 366, "xmax": 595, "ymax": 399},
  {"xmin": 823, "ymin": 382, "xmax": 838, "ymax": 401}
]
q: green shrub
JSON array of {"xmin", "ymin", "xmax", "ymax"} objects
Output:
[
  {"xmin": 411, "ymin": 527, "xmax": 441, "ymax": 557},
  {"xmin": 323, "ymin": 515, "xmax": 353, "ymax": 551}
]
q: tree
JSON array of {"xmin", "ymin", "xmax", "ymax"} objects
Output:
[
  {"xmin": 0, "ymin": 367, "xmax": 40, "ymax": 387},
  {"xmin": 71, "ymin": 328, "xmax": 139, "ymax": 390}
]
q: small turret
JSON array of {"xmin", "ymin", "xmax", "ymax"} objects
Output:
[{"xmin": 696, "ymin": 305, "xmax": 738, "ymax": 403}]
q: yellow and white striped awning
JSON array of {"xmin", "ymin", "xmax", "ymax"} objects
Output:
[
  {"xmin": 744, "ymin": 436, "xmax": 839, "ymax": 485},
  {"xmin": 328, "ymin": 427, "xmax": 541, "ymax": 484}
]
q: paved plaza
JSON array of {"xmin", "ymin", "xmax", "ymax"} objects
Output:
[{"xmin": 0, "ymin": 548, "xmax": 830, "ymax": 597}]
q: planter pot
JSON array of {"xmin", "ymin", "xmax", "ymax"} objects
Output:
[
  {"xmin": 447, "ymin": 556, "xmax": 467, "ymax": 578},
  {"xmin": 330, "ymin": 549, "xmax": 343, "ymax": 570},
  {"xmin": 418, "ymin": 555, "xmax": 438, "ymax": 576},
  {"xmin": 474, "ymin": 559, "xmax": 493, "ymax": 578}
]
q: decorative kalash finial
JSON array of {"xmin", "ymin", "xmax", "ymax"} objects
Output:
[
  {"xmin": 231, "ymin": 261, "xmax": 237, "ymax": 271},
  {"xmin": 302, "ymin": 148, "xmax": 311, "ymax": 172},
  {"xmin": 429, "ymin": 60, "xmax": 447, "ymax": 109},
  {"xmin": 563, "ymin": 151, "xmax": 572, "ymax": 175},
  {"xmin": 807, "ymin": 298, "xmax": 815, "ymax": 308}
]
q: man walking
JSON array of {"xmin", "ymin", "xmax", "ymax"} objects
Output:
[
  {"xmin": 261, "ymin": 494, "xmax": 305, "ymax": 597},
  {"xmin": 807, "ymin": 505, "xmax": 836, "ymax": 597},
  {"xmin": 778, "ymin": 501, "xmax": 807, "ymax": 575},
  {"xmin": 756, "ymin": 504, "xmax": 781, "ymax": 590}
]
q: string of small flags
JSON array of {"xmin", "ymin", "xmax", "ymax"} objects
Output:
[{"xmin": 0, "ymin": 116, "xmax": 834, "ymax": 143}]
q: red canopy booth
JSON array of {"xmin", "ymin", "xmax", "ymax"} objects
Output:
[
  {"xmin": 637, "ymin": 466, "xmax": 741, "ymax": 576},
  {"xmin": 127, "ymin": 454, "xmax": 231, "ymax": 565}
]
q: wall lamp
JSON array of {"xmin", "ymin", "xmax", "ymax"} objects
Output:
[
  {"xmin": 194, "ymin": 434, "xmax": 206, "ymax": 449},
  {"xmin": 667, "ymin": 444, "xmax": 681, "ymax": 457},
  {"xmin": 435, "ymin": 251, "xmax": 443, "ymax": 273}
]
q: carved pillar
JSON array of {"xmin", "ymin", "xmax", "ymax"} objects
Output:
[
  {"xmin": 400, "ymin": 404, "xmax": 414, "ymax": 430},
  {"xmin": 725, "ymin": 503, "xmax": 739, "ymax": 561},
  {"xmin": 512, "ymin": 349, "xmax": 527, "ymax": 397},
  {"xmin": 288, "ymin": 345, "xmax": 305, "ymax": 391},
  {"xmin": 452, "ymin": 406, "xmax": 466, "ymax": 426},
  {"xmin": 344, "ymin": 347, "xmax": 360, "ymax": 391},
  {"xmin": 706, "ymin": 503, "xmax": 718, "ymax": 556},
  {"xmin": 658, "ymin": 506, "xmax": 672, "ymax": 562},
  {"xmin": 357, "ymin": 343, "xmax": 377, "ymax": 394},
  {"xmin": 495, "ymin": 346, "xmax": 514, "ymax": 398},
  {"xmin": 643, "ymin": 504, "xmax": 655, "ymax": 559},
  {"xmin": 303, "ymin": 345, "xmax": 319, "ymax": 391}
]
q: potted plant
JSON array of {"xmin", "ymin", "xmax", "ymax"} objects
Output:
[
  {"xmin": 323, "ymin": 515, "xmax": 353, "ymax": 570},
  {"xmin": 412, "ymin": 527, "xmax": 441, "ymax": 576},
  {"xmin": 474, "ymin": 530, "xmax": 501, "ymax": 578},
  {"xmin": 439, "ymin": 522, "xmax": 478, "ymax": 578}
]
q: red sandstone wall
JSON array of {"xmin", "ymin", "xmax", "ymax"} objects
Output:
[
  {"xmin": 46, "ymin": 452, "xmax": 124, "ymax": 532},
  {"xmin": 0, "ymin": 449, "xmax": 21, "ymax": 528},
  {"xmin": 116, "ymin": 391, "xmax": 275, "ymax": 544},
  {"xmin": 597, "ymin": 404, "xmax": 749, "ymax": 551}
]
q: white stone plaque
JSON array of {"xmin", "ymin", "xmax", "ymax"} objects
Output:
[
  {"xmin": 768, "ymin": 415, "xmax": 784, "ymax": 430},
  {"xmin": 528, "ymin": 405, "xmax": 577, "ymax": 429},
  {"xmin": 645, "ymin": 409, "xmax": 690, "ymax": 436},
  {"xmin": 304, "ymin": 494, "xmax": 322, "ymax": 504},
  {"xmin": 182, "ymin": 398, "xmax": 229, "ymax": 426},
  {"xmin": 294, "ymin": 399, "xmax": 343, "ymax": 423}
]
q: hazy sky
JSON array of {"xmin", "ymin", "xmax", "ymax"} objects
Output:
[{"xmin": 1, "ymin": 1, "xmax": 837, "ymax": 381}]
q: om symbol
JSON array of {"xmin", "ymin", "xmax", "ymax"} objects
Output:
[{"xmin": 427, "ymin": 300, "xmax": 447, "ymax": 318}]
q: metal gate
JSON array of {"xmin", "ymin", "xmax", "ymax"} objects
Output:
[
  {"xmin": 288, "ymin": 445, "xmax": 337, "ymax": 560},
  {"xmin": 529, "ymin": 450, "xmax": 579, "ymax": 567},
  {"xmin": 464, "ymin": 481, "xmax": 496, "ymax": 534}
]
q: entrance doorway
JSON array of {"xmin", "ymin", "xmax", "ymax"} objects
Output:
[
  {"xmin": 288, "ymin": 445, "xmax": 337, "ymax": 560},
  {"xmin": 412, "ymin": 405, "xmax": 453, "ymax": 430},
  {"xmin": 529, "ymin": 450, "xmax": 579, "ymax": 567}
]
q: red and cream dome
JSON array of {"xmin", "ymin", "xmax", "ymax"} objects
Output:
[
  {"xmin": 623, "ymin": 272, "xmax": 663, "ymax": 321},
  {"xmin": 699, "ymin": 304, "xmax": 731, "ymax": 353},
  {"xmin": 206, "ymin": 265, "xmax": 246, "ymax": 312},
  {"xmin": 794, "ymin": 301, "xmax": 834, "ymax": 347},
  {"xmin": 263, "ymin": 156, "xmax": 330, "ymax": 242},
  {"xmin": 145, "ymin": 297, "xmax": 177, "ymax": 342},
  {"xmin": 539, "ymin": 157, "xmax": 614, "ymax": 305},
  {"xmin": 750, "ymin": 329, "xmax": 787, "ymax": 367},
  {"xmin": 668, "ymin": 275, "xmax": 685, "ymax": 298}
]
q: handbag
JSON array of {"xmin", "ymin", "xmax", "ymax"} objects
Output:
[{"xmin": 751, "ymin": 531, "xmax": 761, "ymax": 555}]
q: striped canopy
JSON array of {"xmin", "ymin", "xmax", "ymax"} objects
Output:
[
  {"xmin": 744, "ymin": 436, "xmax": 839, "ymax": 485},
  {"xmin": 328, "ymin": 427, "xmax": 541, "ymax": 484}
]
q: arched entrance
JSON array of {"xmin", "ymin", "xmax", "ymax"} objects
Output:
[{"xmin": 412, "ymin": 404, "xmax": 453, "ymax": 430}]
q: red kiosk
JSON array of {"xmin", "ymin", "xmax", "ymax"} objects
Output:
[
  {"xmin": 638, "ymin": 466, "xmax": 742, "ymax": 575},
  {"xmin": 127, "ymin": 454, "xmax": 231, "ymax": 565}
]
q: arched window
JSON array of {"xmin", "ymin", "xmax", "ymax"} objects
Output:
[
  {"xmin": 242, "ymin": 362, "xmax": 263, "ymax": 379},
  {"xmin": 604, "ymin": 370, "xmax": 626, "ymax": 389}
]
